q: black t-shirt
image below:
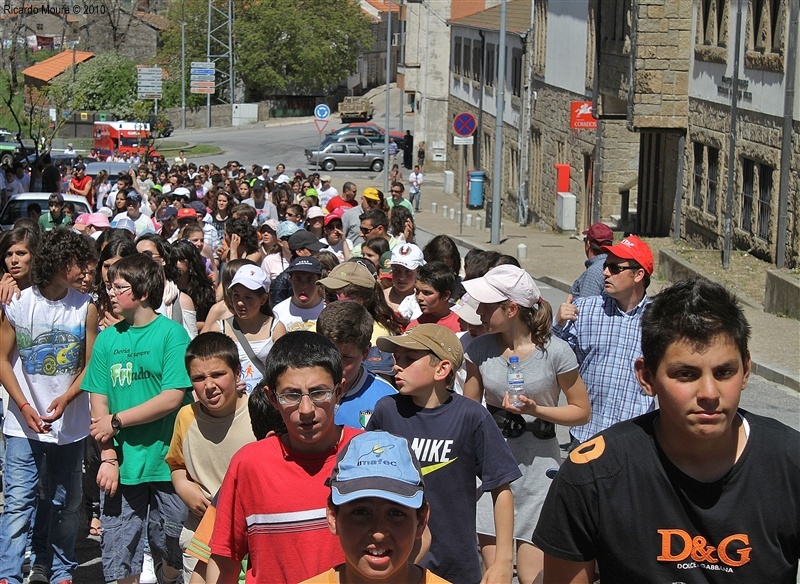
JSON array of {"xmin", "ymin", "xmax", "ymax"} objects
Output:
[
  {"xmin": 532, "ymin": 410, "xmax": 800, "ymax": 583},
  {"xmin": 368, "ymin": 393, "xmax": 521, "ymax": 584}
]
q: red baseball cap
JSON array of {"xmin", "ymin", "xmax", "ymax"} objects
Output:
[
  {"xmin": 177, "ymin": 208, "xmax": 198, "ymax": 221},
  {"xmin": 583, "ymin": 222, "xmax": 613, "ymax": 245},
  {"xmin": 601, "ymin": 235, "xmax": 654, "ymax": 275}
]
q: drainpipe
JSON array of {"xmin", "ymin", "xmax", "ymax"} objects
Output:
[
  {"xmin": 477, "ymin": 30, "xmax": 485, "ymax": 170},
  {"xmin": 776, "ymin": 0, "xmax": 798, "ymax": 268},
  {"xmin": 723, "ymin": 0, "xmax": 744, "ymax": 270}
]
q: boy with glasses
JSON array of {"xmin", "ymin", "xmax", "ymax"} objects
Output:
[
  {"xmin": 553, "ymin": 235, "xmax": 655, "ymax": 450},
  {"xmin": 206, "ymin": 332, "xmax": 362, "ymax": 583}
]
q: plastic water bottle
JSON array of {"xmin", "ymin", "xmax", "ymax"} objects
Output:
[{"xmin": 506, "ymin": 356, "xmax": 524, "ymax": 407}]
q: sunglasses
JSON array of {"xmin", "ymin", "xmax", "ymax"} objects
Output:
[{"xmin": 603, "ymin": 262, "xmax": 638, "ymax": 275}]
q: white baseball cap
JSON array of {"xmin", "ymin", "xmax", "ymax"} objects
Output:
[
  {"xmin": 229, "ymin": 265, "xmax": 270, "ymax": 292},
  {"xmin": 461, "ymin": 265, "xmax": 541, "ymax": 309},
  {"xmin": 389, "ymin": 243, "xmax": 425, "ymax": 270},
  {"xmin": 306, "ymin": 206, "xmax": 325, "ymax": 219}
]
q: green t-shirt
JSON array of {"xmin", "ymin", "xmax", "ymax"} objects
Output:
[
  {"xmin": 82, "ymin": 315, "xmax": 192, "ymax": 484},
  {"xmin": 387, "ymin": 197, "xmax": 414, "ymax": 215}
]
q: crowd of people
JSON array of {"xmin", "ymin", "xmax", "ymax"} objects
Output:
[{"xmin": 0, "ymin": 155, "xmax": 797, "ymax": 584}]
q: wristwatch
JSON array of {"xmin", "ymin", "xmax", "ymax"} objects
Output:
[{"xmin": 111, "ymin": 413, "xmax": 122, "ymax": 434}]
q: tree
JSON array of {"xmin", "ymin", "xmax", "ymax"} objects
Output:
[
  {"xmin": 51, "ymin": 53, "xmax": 139, "ymax": 118},
  {"xmin": 234, "ymin": 0, "xmax": 373, "ymax": 100}
]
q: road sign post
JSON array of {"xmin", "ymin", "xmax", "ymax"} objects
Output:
[
  {"xmin": 315, "ymin": 104, "xmax": 331, "ymax": 170},
  {"xmin": 453, "ymin": 112, "xmax": 477, "ymax": 235}
]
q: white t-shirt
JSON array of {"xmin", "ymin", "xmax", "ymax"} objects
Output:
[
  {"xmin": 272, "ymin": 297, "xmax": 325, "ymax": 333},
  {"xmin": 319, "ymin": 237, "xmax": 352, "ymax": 263},
  {"xmin": 2, "ymin": 287, "xmax": 91, "ymax": 444}
]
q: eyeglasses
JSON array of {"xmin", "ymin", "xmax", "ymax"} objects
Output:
[
  {"xmin": 603, "ymin": 262, "xmax": 638, "ymax": 275},
  {"xmin": 391, "ymin": 189, "xmax": 403, "ymax": 194},
  {"xmin": 286, "ymin": 212, "xmax": 300, "ymax": 218},
  {"xmin": 108, "ymin": 284, "xmax": 132, "ymax": 296},
  {"xmin": 360, "ymin": 225, "xmax": 377, "ymax": 235},
  {"xmin": 275, "ymin": 388, "xmax": 336, "ymax": 406}
]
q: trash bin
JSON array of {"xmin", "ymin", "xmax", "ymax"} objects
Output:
[{"xmin": 468, "ymin": 171, "xmax": 486, "ymax": 209}]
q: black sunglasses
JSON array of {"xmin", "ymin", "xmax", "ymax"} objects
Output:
[{"xmin": 604, "ymin": 262, "xmax": 638, "ymax": 275}]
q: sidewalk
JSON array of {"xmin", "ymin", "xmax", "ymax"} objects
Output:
[{"xmin": 411, "ymin": 173, "xmax": 800, "ymax": 392}]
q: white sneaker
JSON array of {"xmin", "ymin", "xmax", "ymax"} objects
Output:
[{"xmin": 140, "ymin": 552, "xmax": 157, "ymax": 584}]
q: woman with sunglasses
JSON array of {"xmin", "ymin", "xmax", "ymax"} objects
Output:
[{"xmin": 462, "ymin": 265, "xmax": 590, "ymax": 584}]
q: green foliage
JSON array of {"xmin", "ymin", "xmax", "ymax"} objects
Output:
[
  {"xmin": 53, "ymin": 53, "xmax": 139, "ymax": 118},
  {"xmin": 234, "ymin": 0, "xmax": 373, "ymax": 100}
]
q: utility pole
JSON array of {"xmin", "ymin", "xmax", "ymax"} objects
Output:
[
  {"xmin": 384, "ymin": 0, "xmax": 392, "ymax": 194},
  {"xmin": 181, "ymin": 0, "xmax": 186, "ymax": 130},
  {"xmin": 490, "ymin": 0, "xmax": 507, "ymax": 245}
]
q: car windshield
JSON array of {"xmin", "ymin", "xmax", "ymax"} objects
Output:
[{"xmin": 1, "ymin": 198, "xmax": 90, "ymax": 227}]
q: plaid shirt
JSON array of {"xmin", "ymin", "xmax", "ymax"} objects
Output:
[
  {"xmin": 552, "ymin": 293, "xmax": 654, "ymax": 443},
  {"xmin": 570, "ymin": 253, "xmax": 607, "ymax": 299}
]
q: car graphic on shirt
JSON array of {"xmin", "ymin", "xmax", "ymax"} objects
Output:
[{"xmin": 19, "ymin": 330, "xmax": 82, "ymax": 376}]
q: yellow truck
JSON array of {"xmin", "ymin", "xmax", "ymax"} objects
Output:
[{"xmin": 337, "ymin": 96, "xmax": 375, "ymax": 123}]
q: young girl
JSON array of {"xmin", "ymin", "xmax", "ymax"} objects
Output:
[
  {"xmin": 361, "ymin": 237, "xmax": 389, "ymax": 269},
  {"xmin": 259, "ymin": 220, "xmax": 290, "ymax": 280},
  {"xmin": 304, "ymin": 206, "xmax": 325, "ymax": 239},
  {"xmin": 169, "ymin": 239, "xmax": 216, "ymax": 332},
  {"xmin": 462, "ymin": 265, "xmax": 590, "ymax": 584},
  {"xmin": 92, "ymin": 237, "xmax": 137, "ymax": 329},
  {"xmin": 0, "ymin": 226, "xmax": 39, "ymax": 303},
  {"xmin": 135, "ymin": 233, "xmax": 198, "ymax": 338},
  {"xmin": 205, "ymin": 263, "xmax": 273, "ymax": 394},
  {"xmin": 180, "ymin": 223, "xmax": 218, "ymax": 285},
  {"xmin": 202, "ymin": 258, "xmax": 249, "ymax": 331}
]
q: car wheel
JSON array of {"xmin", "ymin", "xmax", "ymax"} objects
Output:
[
  {"xmin": 42, "ymin": 355, "xmax": 57, "ymax": 376},
  {"xmin": 322, "ymin": 159, "xmax": 336, "ymax": 171},
  {"xmin": 370, "ymin": 159, "xmax": 384, "ymax": 172},
  {"xmin": 0, "ymin": 153, "xmax": 13, "ymax": 166}
]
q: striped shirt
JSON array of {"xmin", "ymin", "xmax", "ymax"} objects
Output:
[{"xmin": 552, "ymin": 293, "xmax": 654, "ymax": 443}]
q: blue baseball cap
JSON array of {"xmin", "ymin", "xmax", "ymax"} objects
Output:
[
  {"xmin": 327, "ymin": 431, "xmax": 424, "ymax": 509},
  {"xmin": 277, "ymin": 220, "xmax": 300, "ymax": 240}
]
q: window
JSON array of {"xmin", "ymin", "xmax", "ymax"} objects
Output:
[
  {"xmin": 601, "ymin": 0, "xmax": 631, "ymax": 45},
  {"xmin": 700, "ymin": 0, "xmax": 728, "ymax": 46},
  {"xmin": 463, "ymin": 39, "xmax": 472, "ymax": 79},
  {"xmin": 473, "ymin": 42, "xmax": 482, "ymax": 82},
  {"xmin": 706, "ymin": 147, "xmax": 719, "ymax": 215},
  {"xmin": 757, "ymin": 163, "xmax": 772, "ymax": 241},
  {"xmin": 486, "ymin": 44, "xmax": 496, "ymax": 88},
  {"xmin": 745, "ymin": 0, "xmax": 786, "ymax": 71},
  {"xmin": 693, "ymin": 142, "xmax": 704, "ymax": 208},
  {"xmin": 454, "ymin": 37, "xmax": 462, "ymax": 75},
  {"xmin": 741, "ymin": 159, "xmax": 755, "ymax": 233},
  {"xmin": 511, "ymin": 49, "xmax": 523, "ymax": 97}
]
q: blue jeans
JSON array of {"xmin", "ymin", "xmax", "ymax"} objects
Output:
[
  {"xmin": 0, "ymin": 436, "xmax": 83, "ymax": 584},
  {"xmin": 409, "ymin": 190, "xmax": 421, "ymax": 211}
]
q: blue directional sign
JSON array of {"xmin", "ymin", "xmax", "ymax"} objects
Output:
[
  {"xmin": 453, "ymin": 112, "xmax": 477, "ymax": 137},
  {"xmin": 314, "ymin": 104, "xmax": 331, "ymax": 120},
  {"xmin": 191, "ymin": 69, "xmax": 216, "ymax": 76}
]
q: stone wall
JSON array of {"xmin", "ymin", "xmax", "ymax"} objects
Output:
[{"xmin": 683, "ymin": 98, "xmax": 799, "ymax": 267}]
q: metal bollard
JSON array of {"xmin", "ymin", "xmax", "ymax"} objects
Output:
[
  {"xmin": 449, "ymin": 208, "xmax": 455, "ymax": 220},
  {"xmin": 431, "ymin": 202, "xmax": 438, "ymax": 214},
  {"xmin": 466, "ymin": 213, "xmax": 473, "ymax": 227},
  {"xmin": 476, "ymin": 214, "xmax": 482, "ymax": 230},
  {"xmin": 442, "ymin": 205, "xmax": 448, "ymax": 218},
  {"xmin": 456, "ymin": 211, "xmax": 461, "ymax": 224},
  {"xmin": 517, "ymin": 243, "xmax": 527, "ymax": 260}
]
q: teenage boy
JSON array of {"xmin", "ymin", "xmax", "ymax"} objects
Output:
[
  {"xmin": 272, "ymin": 256, "xmax": 325, "ymax": 340},
  {"xmin": 533, "ymin": 277, "xmax": 800, "ymax": 583},
  {"xmin": 407, "ymin": 261, "xmax": 460, "ymax": 333},
  {"xmin": 316, "ymin": 301, "xmax": 396, "ymax": 430},
  {"xmin": 0, "ymin": 229, "xmax": 98, "ymax": 584},
  {"xmin": 300, "ymin": 430, "xmax": 448, "ymax": 584},
  {"xmin": 206, "ymin": 331, "xmax": 362, "ymax": 583},
  {"xmin": 368, "ymin": 324, "xmax": 521, "ymax": 584},
  {"xmin": 113, "ymin": 192, "xmax": 152, "ymax": 236},
  {"xmin": 166, "ymin": 333, "xmax": 256, "ymax": 583},
  {"xmin": 38, "ymin": 192, "xmax": 70, "ymax": 231},
  {"xmin": 82, "ymin": 253, "xmax": 193, "ymax": 584}
]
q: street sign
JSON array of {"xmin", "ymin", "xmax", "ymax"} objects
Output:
[
  {"xmin": 137, "ymin": 67, "xmax": 162, "ymax": 74},
  {"xmin": 137, "ymin": 72, "xmax": 162, "ymax": 80},
  {"xmin": 569, "ymin": 101, "xmax": 597, "ymax": 129},
  {"xmin": 314, "ymin": 104, "xmax": 331, "ymax": 120},
  {"xmin": 190, "ymin": 68, "xmax": 216, "ymax": 76},
  {"xmin": 314, "ymin": 119, "xmax": 329, "ymax": 133},
  {"xmin": 191, "ymin": 87, "xmax": 215, "ymax": 94},
  {"xmin": 453, "ymin": 112, "xmax": 477, "ymax": 137},
  {"xmin": 191, "ymin": 61, "xmax": 215, "ymax": 68},
  {"xmin": 190, "ymin": 81, "xmax": 215, "ymax": 88},
  {"xmin": 453, "ymin": 136, "xmax": 474, "ymax": 145},
  {"xmin": 138, "ymin": 93, "xmax": 163, "ymax": 100},
  {"xmin": 190, "ymin": 74, "xmax": 215, "ymax": 81}
]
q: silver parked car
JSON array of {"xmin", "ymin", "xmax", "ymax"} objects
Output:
[
  {"xmin": 305, "ymin": 143, "xmax": 385, "ymax": 172},
  {"xmin": 318, "ymin": 135, "xmax": 384, "ymax": 153},
  {"xmin": 0, "ymin": 193, "xmax": 91, "ymax": 230}
]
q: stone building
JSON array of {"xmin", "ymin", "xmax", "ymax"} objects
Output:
[
  {"xmin": 446, "ymin": 0, "xmax": 639, "ymax": 231},
  {"xmin": 595, "ymin": 0, "xmax": 799, "ymax": 268},
  {"xmin": 348, "ymin": 0, "xmax": 401, "ymax": 94}
]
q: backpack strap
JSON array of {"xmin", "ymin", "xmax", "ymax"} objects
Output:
[{"xmin": 226, "ymin": 317, "xmax": 266, "ymax": 377}]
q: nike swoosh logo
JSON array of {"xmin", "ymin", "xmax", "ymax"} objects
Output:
[{"xmin": 421, "ymin": 458, "xmax": 458, "ymax": 475}]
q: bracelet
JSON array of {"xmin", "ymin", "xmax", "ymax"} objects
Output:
[
  {"xmin": 101, "ymin": 459, "xmax": 118, "ymax": 465},
  {"xmin": 19, "ymin": 402, "xmax": 30, "ymax": 411}
]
